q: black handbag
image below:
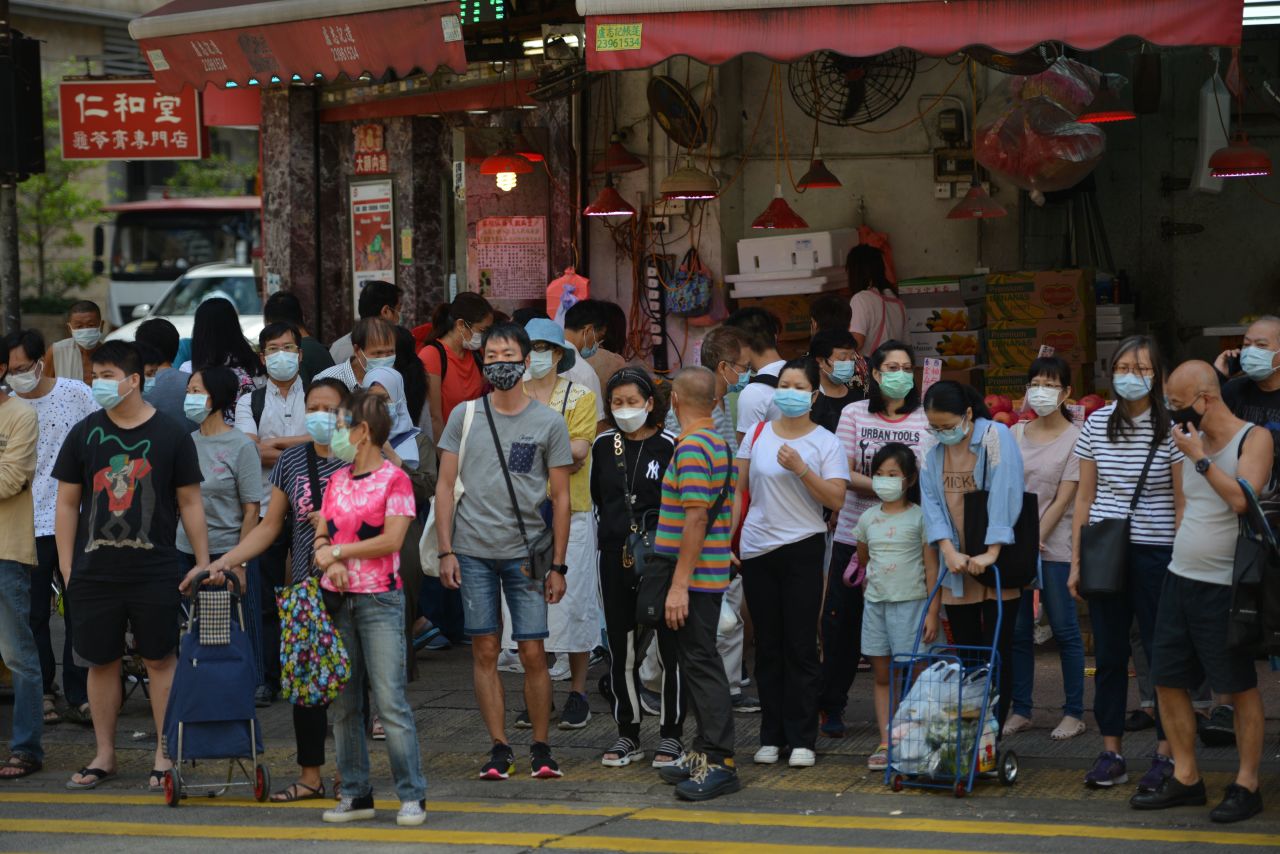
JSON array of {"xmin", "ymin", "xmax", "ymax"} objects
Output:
[
  {"xmin": 1078, "ymin": 440, "xmax": 1160, "ymax": 598},
  {"xmin": 1228, "ymin": 429, "xmax": 1280, "ymax": 654},
  {"xmin": 613, "ymin": 432, "xmax": 659, "ymax": 580},
  {"xmin": 962, "ymin": 428, "xmax": 1040, "ymax": 589},
  {"xmin": 484, "ymin": 396, "xmax": 555, "ymax": 581},
  {"xmin": 635, "ymin": 456, "xmax": 732, "ymax": 628}
]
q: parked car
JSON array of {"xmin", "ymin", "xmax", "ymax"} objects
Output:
[{"xmin": 106, "ymin": 262, "xmax": 264, "ymax": 356}]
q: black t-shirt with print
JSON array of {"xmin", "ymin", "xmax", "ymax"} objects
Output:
[
  {"xmin": 52, "ymin": 409, "xmax": 204, "ymax": 582},
  {"xmin": 811, "ymin": 388, "xmax": 862, "ymax": 435},
  {"xmin": 590, "ymin": 428, "xmax": 677, "ymax": 545}
]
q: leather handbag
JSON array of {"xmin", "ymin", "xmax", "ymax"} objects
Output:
[
  {"xmin": 636, "ymin": 456, "xmax": 732, "ymax": 628},
  {"xmin": 1227, "ymin": 430, "xmax": 1280, "ymax": 654},
  {"xmin": 962, "ymin": 428, "xmax": 1040, "ymax": 589},
  {"xmin": 484, "ymin": 396, "xmax": 555, "ymax": 580},
  {"xmin": 1078, "ymin": 440, "xmax": 1160, "ymax": 597}
]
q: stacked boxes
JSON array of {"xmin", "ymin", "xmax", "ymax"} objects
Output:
[
  {"xmin": 729, "ymin": 229, "xmax": 856, "ymax": 347},
  {"xmin": 900, "ymin": 275, "xmax": 987, "ymax": 370},
  {"xmin": 984, "ymin": 269, "xmax": 1096, "ymax": 394}
]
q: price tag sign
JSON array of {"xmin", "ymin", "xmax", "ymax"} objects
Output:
[
  {"xmin": 1037, "ymin": 344, "xmax": 1056, "ymax": 358},
  {"xmin": 1068, "ymin": 404, "xmax": 1085, "ymax": 424},
  {"xmin": 922, "ymin": 357, "xmax": 943, "ymax": 394}
]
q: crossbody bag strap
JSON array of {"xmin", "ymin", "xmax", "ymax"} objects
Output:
[
  {"xmin": 482, "ymin": 395, "xmax": 534, "ymax": 551},
  {"xmin": 560, "ymin": 380, "xmax": 573, "ymax": 416},
  {"xmin": 304, "ymin": 444, "xmax": 325, "ymax": 578},
  {"xmin": 1128, "ymin": 438, "xmax": 1162, "ymax": 515},
  {"xmin": 706, "ymin": 439, "xmax": 734, "ymax": 523},
  {"xmin": 613, "ymin": 432, "xmax": 642, "ymax": 533}
]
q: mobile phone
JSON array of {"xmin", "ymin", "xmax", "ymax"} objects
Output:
[{"xmin": 1227, "ymin": 354, "xmax": 1242, "ymax": 375}]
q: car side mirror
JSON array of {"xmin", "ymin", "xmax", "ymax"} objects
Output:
[{"xmin": 131, "ymin": 304, "xmax": 151, "ymax": 320}]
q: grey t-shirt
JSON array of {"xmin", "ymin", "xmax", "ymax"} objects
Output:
[
  {"xmin": 1169, "ymin": 423, "xmax": 1251, "ymax": 586},
  {"xmin": 438, "ymin": 396, "xmax": 573, "ymax": 560},
  {"xmin": 177, "ymin": 429, "xmax": 264, "ymax": 555},
  {"xmin": 145, "ymin": 366, "xmax": 199, "ymax": 432}
]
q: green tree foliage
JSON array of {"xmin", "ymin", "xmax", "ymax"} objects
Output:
[
  {"xmin": 17, "ymin": 77, "xmax": 102, "ymax": 299},
  {"xmin": 165, "ymin": 152, "xmax": 256, "ymax": 197}
]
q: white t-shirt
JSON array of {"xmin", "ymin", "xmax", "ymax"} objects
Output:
[
  {"xmin": 24, "ymin": 379, "xmax": 98, "ymax": 538},
  {"xmin": 737, "ymin": 421, "xmax": 847, "ymax": 559},
  {"xmin": 833, "ymin": 399, "xmax": 934, "ymax": 545},
  {"xmin": 734, "ymin": 359, "xmax": 785, "ymax": 435},
  {"xmin": 850, "ymin": 288, "xmax": 907, "ymax": 352},
  {"xmin": 1073, "ymin": 403, "xmax": 1183, "ymax": 546}
]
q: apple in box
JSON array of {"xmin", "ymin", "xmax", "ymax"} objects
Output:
[
  {"xmin": 984, "ymin": 394, "xmax": 1013, "ymax": 416},
  {"xmin": 992, "ymin": 411, "xmax": 1019, "ymax": 426},
  {"xmin": 1078, "ymin": 393, "xmax": 1106, "ymax": 418}
]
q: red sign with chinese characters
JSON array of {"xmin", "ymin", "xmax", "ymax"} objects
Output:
[
  {"xmin": 353, "ymin": 123, "xmax": 388, "ymax": 176},
  {"xmin": 59, "ymin": 79, "xmax": 204, "ymax": 160}
]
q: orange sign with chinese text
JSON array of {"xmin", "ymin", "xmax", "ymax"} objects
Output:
[{"xmin": 59, "ymin": 79, "xmax": 204, "ymax": 160}]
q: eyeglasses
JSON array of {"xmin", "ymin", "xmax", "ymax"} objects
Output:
[
  {"xmin": 531, "ymin": 342, "xmax": 555, "ymax": 353},
  {"xmin": 1113, "ymin": 366, "xmax": 1154, "ymax": 378},
  {"xmin": 1026, "ymin": 382, "xmax": 1063, "ymax": 391},
  {"xmin": 724, "ymin": 361, "xmax": 749, "ymax": 374},
  {"xmin": 264, "ymin": 344, "xmax": 300, "ymax": 354}
]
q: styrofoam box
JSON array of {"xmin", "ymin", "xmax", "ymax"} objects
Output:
[
  {"xmin": 897, "ymin": 274, "xmax": 987, "ymax": 301},
  {"xmin": 725, "ymin": 266, "xmax": 846, "ymax": 283},
  {"xmin": 729, "ymin": 276, "xmax": 847, "ymax": 299},
  {"xmin": 735, "ymin": 228, "xmax": 859, "ymax": 275}
]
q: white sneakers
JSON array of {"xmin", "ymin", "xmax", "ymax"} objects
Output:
[
  {"xmin": 322, "ymin": 794, "xmax": 426, "ymax": 827},
  {"xmin": 397, "ymin": 800, "xmax": 427, "ymax": 827},
  {"xmin": 754, "ymin": 746, "xmax": 816, "ymax": 767},
  {"xmin": 548, "ymin": 654, "xmax": 572, "ymax": 682}
]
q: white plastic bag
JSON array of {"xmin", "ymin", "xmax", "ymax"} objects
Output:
[
  {"xmin": 420, "ymin": 401, "xmax": 474, "ymax": 577},
  {"xmin": 896, "ymin": 661, "xmax": 960, "ymax": 721}
]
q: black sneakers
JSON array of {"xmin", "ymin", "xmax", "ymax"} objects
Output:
[
  {"xmin": 1210, "ymin": 783, "xmax": 1263, "ymax": 823},
  {"xmin": 1129, "ymin": 775, "xmax": 1207, "ymax": 811},
  {"xmin": 530, "ymin": 741, "xmax": 563, "ymax": 779},
  {"xmin": 559, "ymin": 692, "xmax": 591, "ymax": 730},
  {"xmin": 479, "ymin": 743, "xmax": 515, "ymax": 780}
]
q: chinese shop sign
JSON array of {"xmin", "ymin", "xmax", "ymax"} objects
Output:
[
  {"xmin": 59, "ymin": 79, "xmax": 204, "ymax": 160},
  {"xmin": 353, "ymin": 123, "xmax": 388, "ymax": 176}
]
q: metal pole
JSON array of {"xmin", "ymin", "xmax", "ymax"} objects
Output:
[{"xmin": 0, "ymin": 181, "xmax": 18, "ymax": 333}]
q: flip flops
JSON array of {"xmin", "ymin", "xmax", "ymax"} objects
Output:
[{"xmin": 66, "ymin": 767, "xmax": 116, "ymax": 790}]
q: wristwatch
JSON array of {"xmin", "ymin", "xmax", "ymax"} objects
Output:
[
  {"xmin": 330, "ymin": 544, "xmax": 343, "ymax": 560},
  {"xmin": 550, "ymin": 564, "xmax": 569, "ymax": 576},
  {"xmin": 1195, "ymin": 457, "xmax": 1212, "ymax": 475}
]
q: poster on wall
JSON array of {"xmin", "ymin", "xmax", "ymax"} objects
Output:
[
  {"xmin": 467, "ymin": 215, "xmax": 547, "ymax": 300},
  {"xmin": 350, "ymin": 180, "xmax": 395, "ymax": 308}
]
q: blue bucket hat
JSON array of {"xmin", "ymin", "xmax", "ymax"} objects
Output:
[{"xmin": 524, "ymin": 317, "xmax": 576, "ymax": 373}]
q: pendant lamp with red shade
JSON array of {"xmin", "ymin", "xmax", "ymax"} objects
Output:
[
  {"xmin": 949, "ymin": 59, "xmax": 1007, "ymax": 220},
  {"xmin": 752, "ymin": 66, "xmax": 809, "ymax": 228},
  {"xmin": 1209, "ymin": 50, "xmax": 1272, "ymax": 179},
  {"xmin": 593, "ymin": 133, "xmax": 644, "ymax": 174},
  {"xmin": 583, "ymin": 174, "xmax": 635, "ymax": 218}
]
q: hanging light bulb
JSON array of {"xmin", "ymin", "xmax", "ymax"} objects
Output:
[
  {"xmin": 752, "ymin": 184, "xmax": 809, "ymax": 229},
  {"xmin": 1079, "ymin": 78, "xmax": 1137, "ymax": 124},
  {"xmin": 583, "ymin": 174, "xmax": 635, "ymax": 218},
  {"xmin": 511, "ymin": 128, "xmax": 543, "ymax": 163},
  {"xmin": 797, "ymin": 147, "xmax": 841, "ymax": 189},
  {"xmin": 660, "ymin": 157, "xmax": 718, "ymax": 200},
  {"xmin": 479, "ymin": 148, "xmax": 533, "ymax": 192},
  {"xmin": 947, "ymin": 183, "xmax": 1008, "ymax": 220},
  {"xmin": 1209, "ymin": 132, "xmax": 1272, "ymax": 178}
]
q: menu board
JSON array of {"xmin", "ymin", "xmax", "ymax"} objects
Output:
[{"xmin": 469, "ymin": 215, "xmax": 547, "ymax": 300}]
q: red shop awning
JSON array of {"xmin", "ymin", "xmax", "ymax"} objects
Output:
[
  {"xmin": 580, "ymin": 0, "xmax": 1244, "ymax": 71},
  {"xmin": 130, "ymin": 0, "xmax": 467, "ymax": 93}
]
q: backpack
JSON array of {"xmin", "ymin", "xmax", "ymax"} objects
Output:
[
  {"xmin": 748, "ymin": 373, "xmax": 778, "ymax": 388},
  {"xmin": 429, "ymin": 341, "xmax": 448, "ymax": 385},
  {"xmin": 249, "ymin": 386, "xmax": 267, "ymax": 428}
]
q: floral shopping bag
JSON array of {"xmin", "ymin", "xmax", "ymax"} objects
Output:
[{"xmin": 277, "ymin": 577, "xmax": 350, "ymax": 707}]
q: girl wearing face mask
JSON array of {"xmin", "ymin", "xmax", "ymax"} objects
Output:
[
  {"xmin": 733, "ymin": 358, "xmax": 848, "ymax": 769},
  {"xmin": 421, "ymin": 293, "xmax": 494, "ymax": 443},
  {"xmin": 854, "ymin": 443, "xmax": 938, "ymax": 771},
  {"xmin": 208, "ymin": 379, "xmax": 350, "ymax": 803},
  {"xmin": 176, "ymin": 366, "xmax": 264, "ymax": 684},
  {"xmin": 1069, "ymin": 336, "xmax": 1182, "ymax": 793},
  {"xmin": 588, "ymin": 369, "xmax": 684, "ymax": 769},
  {"xmin": 822, "ymin": 341, "xmax": 931, "ymax": 740},
  {"xmin": 310, "ymin": 389, "xmax": 426, "ymax": 825},
  {"xmin": 919, "ymin": 381, "xmax": 1025, "ymax": 731},
  {"xmin": 1005, "ymin": 357, "xmax": 1086, "ymax": 742}
]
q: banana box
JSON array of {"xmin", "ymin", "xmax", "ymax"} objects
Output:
[
  {"xmin": 985, "ymin": 269, "xmax": 1094, "ymax": 325},
  {"xmin": 909, "ymin": 330, "xmax": 982, "ymax": 366},
  {"xmin": 904, "ymin": 303, "xmax": 984, "ymax": 334},
  {"xmin": 987, "ymin": 319, "xmax": 1096, "ymax": 368}
]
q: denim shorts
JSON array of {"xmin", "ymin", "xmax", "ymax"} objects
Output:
[
  {"xmin": 861, "ymin": 597, "xmax": 928, "ymax": 658},
  {"xmin": 457, "ymin": 554, "xmax": 548, "ymax": 641}
]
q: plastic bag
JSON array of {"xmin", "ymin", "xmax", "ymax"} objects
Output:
[{"xmin": 896, "ymin": 661, "xmax": 960, "ymax": 721}]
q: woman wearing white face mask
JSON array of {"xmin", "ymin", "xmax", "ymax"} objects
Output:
[
  {"xmin": 732, "ymin": 358, "xmax": 848, "ymax": 769},
  {"xmin": 420, "ymin": 293, "xmax": 493, "ymax": 444},
  {"xmin": 1005, "ymin": 357, "xmax": 1086, "ymax": 742},
  {"xmin": 589, "ymin": 369, "xmax": 683, "ymax": 768}
]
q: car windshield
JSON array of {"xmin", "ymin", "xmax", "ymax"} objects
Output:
[
  {"xmin": 154, "ymin": 274, "xmax": 262, "ymax": 316},
  {"xmin": 111, "ymin": 211, "xmax": 258, "ymax": 281}
]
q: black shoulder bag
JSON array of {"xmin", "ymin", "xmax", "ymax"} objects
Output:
[
  {"xmin": 484, "ymin": 395, "xmax": 556, "ymax": 581},
  {"xmin": 635, "ymin": 448, "xmax": 732, "ymax": 628},
  {"xmin": 1078, "ymin": 439, "xmax": 1160, "ymax": 597},
  {"xmin": 614, "ymin": 432, "xmax": 660, "ymax": 579},
  {"xmin": 1227, "ymin": 427, "xmax": 1280, "ymax": 654},
  {"xmin": 962, "ymin": 427, "xmax": 1040, "ymax": 589}
]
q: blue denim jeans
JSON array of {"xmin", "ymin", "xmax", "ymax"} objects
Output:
[
  {"xmin": 1011, "ymin": 560, "xmax": 1085, "ymax": 719},
  {"xmin": 0, "ymin": 560, "xmax": 43, "ymax": 761},
  {"xmin": 331, "ymin": 590, "xmax": 426, "ymax": 803},
  {"xmin": 457, "ymin": 554, "xmax": 548, "ymax": 641}
]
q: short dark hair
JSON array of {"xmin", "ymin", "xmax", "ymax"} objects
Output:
[
  {"xmin": 4, "ymin": 329, "xmax": 45, "ymax": 365},
  {"xmin": 869, "ymin": 441, "xmax": 921, "ymax": 504},
  {"xmin": 779, "ymin": 356, "xmax": 820, "ymax": 390},
  {"xmin": 1027, "ymin": 356, "xmax": 1074, "ymax": 420},
  {"xmin": 307, "ymin": 377, "xmax": 350, "ymax": 404},
  {"xmin": 725, "ymin": 308, "xmax": 779, "ymax": 353},
  {"xmin": 68, "ymin": 300, "xmax": 101, "ymax": 319},
  {"xmin": 605, "ymin": 367, "xmax": 664, "ymax": 430},
  {"xmin": 846, "ymin": 245, "xmax": 893, "ymax": 294},
  {"xmin": 259, "ymin": 321, "xmax": 301, "ymax": 350},
  {"xmin": 564, "ymin": 299, "xmax": 612, "ymax": 332},
  {"xmin": 357, "ymin": 281, "xmax": 401, "ymax": 319},
  {"xmin": 810, "ymin": 293, "xmax": 853, "ymax": 335},
  {"xmin": 134, "ymin": 341, "xmax": 163, "ymax": 368},
  {"xmin": 924, "ymin": 379, "xmax": 990, "ymax": 420},
  {"xmin": 511, "ymin": 306, "xmax": 549, "ymax": 327},
  {"xmin": 195, "ymin": 364, "xmax": 240, "ymax": 413},
  {"xmin": 264, "ymin": 290, "xmax": 305, "ymax": 327},
  {"xmin": 135, "ymin": 318, "xmax": 180, "ymax": 364},
  {"xmin": 91, "ymin": 340, "xmax": 143, "ymax": 380},
  {"xmin": 809, "ymin": 329, "xmax": 858, "ymax": 361},
  {"xmin": 699, "ymin": 325, "xmax": 749, "ymax": 371},
  {"xmin": 483, "ymin": 321, "xmax": 531, "ymax": 358},
  {"xmin": 345, "ymin": 387, "xmax": 392, "ymax": 446},
  {"xmin": 352, "ymin": 317, "xmax": 396, "ymax": 351}
]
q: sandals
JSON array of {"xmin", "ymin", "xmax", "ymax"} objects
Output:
[
  {"xmin": 370, "ymin": 715, "xmax": 386, "ymax": 741},
  {"xmin": 1050, "ymin": 716, "xmax": 1087, "ymax": 741},
  {"xmin": 61, "ymin": 703, "xmax": 92, "ymax": 726},
  {"xmin": 601, "ymin": 737, "xmax": 643, "ymax": 768},
  {"xmin": 43, "ymin": 695, "xmax": 62, "ymax": 725},
  {"xmin": 651, "ymin": 738, "xmax": 684, "ymax": 769},
  {"xmin": 0, "ymin": 754, "xmax": 42, "ymax": 780},
  {"xmin": 149, "ymin": 769, "xmax": 171, "ymax": 792},
  {"xmin": 412, "ymin": 625, "xmax": 443, "ymax": 651},
  {"xmin": 1002, "ymin": 713, "xmax": 1032, "ymax": 738},
  {"xmin": 271, "ymin": 781, "xmax": 326, "ymax": 802},
  {"xmin": 67, "ymin": 767, "xmax": 116, "ymax": 790}
]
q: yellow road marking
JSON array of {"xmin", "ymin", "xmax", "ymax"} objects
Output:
[
  {"xmin": 0, "ymin": 792, "xmax": 627, "ymax": 817},
  {"xmin": 630, "ymin": 807, "xmax": 1278, "ymax": 847}
]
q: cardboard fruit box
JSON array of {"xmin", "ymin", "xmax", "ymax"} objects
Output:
[
  {"xmin": 986, "ymin": 318, "xmax": 1096, "ymax": 367},
  {"xmin": 903, "ymin": 302, "xmax": 985, "ymax": 334},
  {"xmin": 736, "ymin": 293, "xmax": 822, "ymax": 341},
  {"xmin": 985, "ymin": 269, "xmax": 1095, "ymax": 325},
  {"xmin": 909, "ymin": 330, "xmax": 982, "ymax": 362}
]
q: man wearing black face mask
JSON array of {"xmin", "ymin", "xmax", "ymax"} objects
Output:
[{"xmin": 1132, "ymin": 361, "xmax": 1272, "ymax": 822}]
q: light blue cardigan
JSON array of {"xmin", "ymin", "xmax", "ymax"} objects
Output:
[{"xmin": 920, "ymin": 417, "xmax": 1026, "ymax": 596}]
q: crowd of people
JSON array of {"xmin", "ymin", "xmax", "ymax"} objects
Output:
[{"xmin": 0, "ymin": 270, "xmax": 1274, "ymax": 825}]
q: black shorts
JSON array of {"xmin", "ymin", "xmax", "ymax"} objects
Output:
[
  {"xmin": 1151, "ymin": 572, "xmax": 1258, "ymax": 695},
  {"xmin": 68, "ymin": 576, "xmax": 182, "ymax": 666}
]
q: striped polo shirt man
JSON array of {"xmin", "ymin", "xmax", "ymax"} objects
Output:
[{"xmin": 655, "ymin": 419, "xmax": 735, "ymax": 591}]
